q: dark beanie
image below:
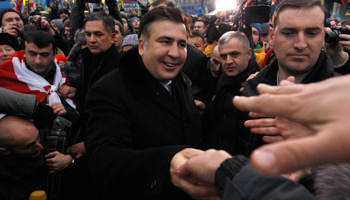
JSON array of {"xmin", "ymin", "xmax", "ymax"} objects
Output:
[
  {"xmin": 0, "ymin": 8, "xmax": 22, "ymax": 27},
  {"xmin": 0, "ymin": 33, "xmax": 20, "ymax": 50},
  {"xmin": 251, "ymin": 23, "xmax": 262, "ymax": 41},
  {"xmin": 58, "ymin": 8, "xmax": 70, "ymax": 16}
]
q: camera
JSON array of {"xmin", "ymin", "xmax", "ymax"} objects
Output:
[
  {"xmin": 244, "ymin": 0, "xmax": 271, "ymax": 24},
  {"xmin": 42, "ymin": 116, "xmax": 72, "ymax": 155},
  {"xmin": 325, "ymin": 26, "xmax": 350, "ymax": 43},
  {"xmin": 28, "ymin": 16, "xmax": 39, "ymax": 24}
]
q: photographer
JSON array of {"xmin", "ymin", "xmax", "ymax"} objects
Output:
[
  {"xmin": 29, "ymin": 15, "xmax": 71, "ymax": 55},
  {"xmin": 324, "ymin": 25, "xmax": 350, "ymax": 75},
  {"xmin": 0, "ymin": 115, "xmax": 75, "ymax": 200}
]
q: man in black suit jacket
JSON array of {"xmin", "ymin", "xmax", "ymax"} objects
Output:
[{"xmin": 86, "ymin": 7, "xmax": 218, "ymax": 200}]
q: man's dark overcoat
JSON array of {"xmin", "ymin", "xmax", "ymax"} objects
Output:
[{"xmin": 86, "ymin": 47, "xmax": 205, "ymax": 200}]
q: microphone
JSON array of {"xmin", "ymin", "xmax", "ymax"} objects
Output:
[
  {"xmin": 55, "ymin": 54, "xmax": 67, "ymax": 72},
  {"xmin": 29, "ymin": 190, "xmax": 47, "ymax": 200}
]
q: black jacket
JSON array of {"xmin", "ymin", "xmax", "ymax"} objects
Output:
[
  {"xmin": 76, "ymin": 45, "xmax": 121, "ymax": 142},
  {"xmin": 202, "ymin": 59, "xmax": 260, "ymax": 156},
  {"xmin": 182, "ymin": 44, "xmax": 213, "ymax": 102},
  {"xmin": 242, "ymin": 50, "xmax": 339, "ymax": 150},
  {"xmin": 215, "ymin": 158, "xmax": 316, "ymax": 200},
  {"xmin": 86, "ymin": 47, "xmax": 204, "ymax": 199}
]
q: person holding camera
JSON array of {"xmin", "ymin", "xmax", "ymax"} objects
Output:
[
  {"xmin": 0, "ymin": 8, "xmax": 24, "ymax": 37},
  {"xmin": 0, "ymin": 115, "xmax": 76, "ymax": 200}
]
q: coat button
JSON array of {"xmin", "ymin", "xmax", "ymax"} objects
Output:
[{"xmin": 151, "ymin": 180, "xmax": 157, "ymax": 189}]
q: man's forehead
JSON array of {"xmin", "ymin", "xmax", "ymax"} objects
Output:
[
  {"xmin": 276, "ymin": 6, "xmax": 325, "ymax": 29},
  {"xmin": 148, "ymin": 20, "xmax": 186, "ymax": 37},
  {"xmin": 25, "ymin": 42, "xmax": 53, "ymax": 52},
  {"xmin": 195, "ymin": 21, "xmax": 204, "ymax": 27}
]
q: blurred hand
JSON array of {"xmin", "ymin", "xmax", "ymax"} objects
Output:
[
  {"xmin": 233, "ymin": 75, "xmax": 350, "ymax": 175},
  {"xmin": 194, "ymin": 100, "xmax": 205, "ymax": 115},
  {"xmin": 170, "ymin": 148, "xmax": 220, "ymax": 200},
  {"xmin": 68, "ymin": 142, "xmax": 87, "ymax": 158},
  {"xmin": 45, "ymin": 151, "xmax": 72, "ymax": 173},
  {"xmin": 59, "ymin": 85, "xmax": 76, "ymax": 99},
  {"xmin": 48, "ymin": 102, "xmax": 67, "ymax": 115}
]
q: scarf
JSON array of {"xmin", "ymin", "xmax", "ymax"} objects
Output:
[{"xmin": 0, "ymin": 50, "xmax": 76, "ymax": 108}]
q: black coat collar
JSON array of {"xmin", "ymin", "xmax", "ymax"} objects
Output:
[{"xmin": 118, "ymin": 47, "xmax": 192, "ymax": 98}]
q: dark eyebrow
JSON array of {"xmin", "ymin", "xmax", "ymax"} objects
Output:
[
  {"xmin": 157, "ymin": 36, "xmax": 174, "ymax": 41},
  {"xmin": 23, "ymin": 134, "xmax": 39, "ymax": 150},
  {"xmin": 281, "ymin": 27, "xmax": 322, "ymax": 31}
]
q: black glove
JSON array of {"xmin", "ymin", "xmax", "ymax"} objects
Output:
[
  {"xmin": 32, "ymin": 101, "xmax": 56, "ymax": 129},
  {"xmin": 215, "ymin": 155, "xmax": 250, "ymax": 197}
]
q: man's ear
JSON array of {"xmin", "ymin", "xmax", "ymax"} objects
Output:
[
  {"xmin": 269, "ymin": 27, "xmax": 274, "ymax": 47},
  {"xmin": 0, "ymin": 147, "xmax": 10, "ymax": 155},
  {"xmin": 247, "ymin": 48, "xmax": 252, "ymax": 60},
  {"xmin": 110, "ymin": 33, "xmax": 117, "ymax": 45},
  {"xmin": 138, "ymin": 38, "xmax": 145, "ymax": 56}
]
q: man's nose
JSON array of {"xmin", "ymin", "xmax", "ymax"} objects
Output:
[
  {"xmin": 294, "ymin": 32, "xmax": 307, "ymax": 51},
  {"xmin": 35, "ymin": 55, "xmax": 42, "ymax": 64},
  {"xmin": 168, "ymin": 43, "xmax": 180, "ymax": 58}
]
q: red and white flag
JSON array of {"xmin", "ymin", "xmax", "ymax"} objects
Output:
[{"xmin": 0, "ymin": 51, "xmax": 75, "ymax": 109}]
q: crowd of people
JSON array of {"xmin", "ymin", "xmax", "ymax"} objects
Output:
[{"xmin": 1, "ymin": 0, "xmax": 350, "ymax": 199}]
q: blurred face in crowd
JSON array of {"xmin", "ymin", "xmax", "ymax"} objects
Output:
[
  {"xmin": 0, "ymin": 117, "xmax": 43, "ymax": 158},
  {"xmin": 139, "ymin": 20, "xmax": 187, "ymax": 83},
  {"xmin": 64, "ymin": 27, "xmax": 71, "ymax": 40},
  {"xmin": 60, "ymin": 12, "xmax": 69, "ymax": 19},
  {"xmin": 132, "ymin": 18, "xmax": 140, "ymax": 28},
  {"xmin": 85, "ymin": 20, "xmax": 116, "ymax": 55},
  {"xmin": 1, "ymin": 12, "xmax": 24, "ymax": 36},
  {"xmin": 219, "ymin": 37, "xmax": 252, "ymax": 77},
  {"xmin": 51, "ymin": 22, "xmax": 61, "ymax": 33},
  {"xmin": 114, "ymin": 24, "xmax": 124, "ymax": 51},
  {"xmin": 210, "ymin": 46, "xmax": 222, "ymax": 77},
  {"xmin": 252, "ymin": 27, "xmax": 259, "ymax": 46},
  {"xmin": 24, "ymin": 42, "xmax": 56, "ymax": 74},
  {"xmin": 122, "ymin": 18, "xmax": 129, "ymax": 31},
  {"xmin": 188, "ymin": 36, "xmax": 205, "ymax": 52},
  {"xmin": 194, "ymin": 21, "xmax": 206, "ymax": 35},
  {"xmin": 0, "ymin": 44, "xmax": 16, "ymax": 63},
  {"xmin": 270, "ymin": 6, "xmax": 325, "ymax": 77}
]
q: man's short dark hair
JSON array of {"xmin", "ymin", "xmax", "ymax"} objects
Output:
[
  {"xmin": 24, "ymin": 30, "xmax": 57, "ymax": 52},
  {"xmin": 84, "ymin": 11, "xmax": 115, "ymax": 34},
  {"xmin": 195, "ymin": 19, "xmax": 207, "ymax": 26},
  {"xmin": 273, "ymin": 0, "xmax": 328, "ymax": 29},
  {"xmin": 139, "ymin": 7, "xmax": 184, "ymax": 45},
  {"xmin": 190, "ymin": 31, "xmax": 205, "ymax": 44},
  {"xmin": 150, "ymin": 0, "xmax": 175, "ymax": 8},
  {"xmin": 114, "ymin": 19, "xmax": 125, "ymax": 36}
]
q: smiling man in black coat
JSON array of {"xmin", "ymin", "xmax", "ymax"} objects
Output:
[{"xmin": 85, "ymin": 7, "xmax": 216, "ymax": 200}]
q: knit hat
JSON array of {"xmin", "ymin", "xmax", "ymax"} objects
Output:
[
  {"xmin": 251, "ymin": 23, "xmax": 262, "ymax": 41},
  {"xmin": 130, "ymin": 17, "xmax": 140, "ymax": 27},
  {"xmin": 0, "ymin": 8, "xmax": 22, "ymax": 27},
  {"xmin": 122, "ymin": 34, "xmax": 138, "ymax": 48},
  {"xmin": 51, "ymin": 19, "xmax": 64, "ymax": 32},
  {"xmin": 58, "ymin": 8, "xmax": 70, "ymax": 17},
  {"xmin": 67, "ymin": 29, "xmax": 86, "ymax": 61},
  {"xmin": 0, "ymin": 33, "xmax": 20, "ymax": 50},
  {"xmin": 64, "ymin": 19, "xmax": 70, "ymax": 28},
  {"xmin": 261, "ymin": 23, "xmax": 270, "ymax": 35}
]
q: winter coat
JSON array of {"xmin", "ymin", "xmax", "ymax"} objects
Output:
[{"xmin": 86, "ymin": 47, "xmax": 204, "ymax": 200}]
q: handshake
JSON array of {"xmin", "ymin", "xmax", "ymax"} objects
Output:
[{"xmin": 170, "ymin": 148, "xmax": 235, "ymax": 200}]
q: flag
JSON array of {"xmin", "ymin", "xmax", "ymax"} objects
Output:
[
  {"xmin": 30, "ymin": 0, "xmax": 36, "ymax": 12},
  {"xmin": 0, "ymin": 51, "xmax": 75, "ymax": 108},
  {"xmin": 204, "ymin": 4, "xmax": 208, "ymax": 14},
  {"xmin": 337, "ymin": 12, "xmax": 341, "ymax": 21},
  {"xmin": 137, "ymin": 2, "xmax": 141, "ymax": 16}
]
